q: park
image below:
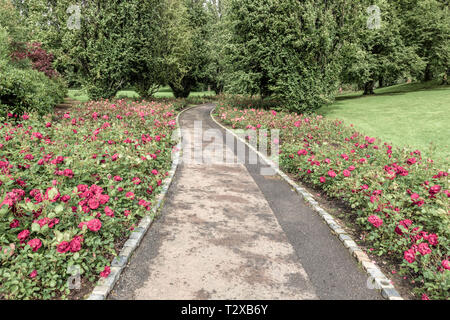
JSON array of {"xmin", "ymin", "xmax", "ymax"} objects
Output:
[{"xmin": 0, "ymin": 0, "xmax": 449, "ymax": 304}]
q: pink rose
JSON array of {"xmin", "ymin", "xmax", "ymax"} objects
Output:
[
  {"xmin": 319, "ymin": 177, "xmax": 326, "ymax": 183},
  {"xmin": 29, "ymin": 270, "xmax": 38, "ymax": 278},
  {"xmin": 88, "ymin": 198, "xmax": 100, "ymax": 210},
  {"xmin": 57, "ymin": 241, "xmax": 70, "ymax": 253},
  {"xmin": 18, "ymin": 229, "xmax": 30, "ymax": 242},
  {"xmin": 100, "ymin": 266, "xmax": 111, "ymax": 278},
  {"xmin": 418, "ymin": 243, "xmax": 431, "ymax": 256},
  {"xmin": 69, "ymin": 238, "xmax": 82, "ymax": 253},
  {"xmin": 404, "ymin": 248, "xmax": 416, "ymax": 263},
  {"xmin": 368, "ymin": 215, "xmax": 383, "ymax": 228},
  {"xmin": 328, "ymin": 170, "xmax": 337, "ymax": 178},
  {"xmin": 104, "ymin": 206, "xmax": 114, "ymax": 217},
  {"xmin": 442, "ymin": 260, "xmax": 450, "ymax": 270},
  {"xmin": 27, "ymin": 239, "xmax": 42, "ymax": 252},
  {"xmin": 87, "ymin": 219, "xmax": 102, "ymax": 232}
]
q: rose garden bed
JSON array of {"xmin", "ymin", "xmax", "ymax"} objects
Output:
[
  {"xmin": 214, "ymin": 98, "xmax": 449, "ymax": 300},
  {"xmin": 0, "ymin": 99, "xmax": 178, "ymax": 299}
]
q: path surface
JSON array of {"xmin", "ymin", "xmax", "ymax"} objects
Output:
[{"xmin": 109, "ymin": 104, "xmax": 381, "ymax": 300}]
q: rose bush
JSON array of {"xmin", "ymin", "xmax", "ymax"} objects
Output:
[
  {"xmin": 0, "ymin": 99, "xmax": 178, "ymax": 299},
  {"xmin": 215, "ymin": 99, "xmax": 449, "ymax": 300}
]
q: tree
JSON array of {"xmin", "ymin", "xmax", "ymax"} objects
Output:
[
  {"xmin": 395, "ymin": 0, "xmax": 450, "ymax": 83},
  {"xmin": 341, "ymin": 0, "xmax": 424, "ymax": 95},
  {"xmin": 168, "ymin": 0, "xmax": 214, "ymax": 98},
  {"xmin": 223, "ymin": 0, "xmax": 361, "ymax": 112},
  {"xmin": 24, "ymin": 0, "xmax": 193, "ymax": 99}
]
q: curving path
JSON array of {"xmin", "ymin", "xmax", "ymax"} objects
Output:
[{"xmin": 108, "ymin": 104, "xmax": 381, "ymax": 300}]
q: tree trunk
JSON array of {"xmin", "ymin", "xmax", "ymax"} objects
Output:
[
  {"xmin": 441, "ymin": 68, "xmax": 449, "ymax": 85},
  {"xmin": 169, "ymin": 76, "xmax": 194, "ymax": 99},
  {"xmin": 423, "ymin": 64, "xmax": 433, "ymax": 82},
  {"xmin": 378, "ymin": 77, "xmax": 383, "ymax": 88},
  {"xmin": 363, "ymin": 80, "xmax": 375, "ymax": 95}
]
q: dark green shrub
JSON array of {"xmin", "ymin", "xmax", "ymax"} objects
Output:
[{"xmin": 0, "ymin": 64, "xmax": 67, "ymax": 118}]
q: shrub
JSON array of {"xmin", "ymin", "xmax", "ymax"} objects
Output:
[
  {"xmin": 0, "ymin": 99, "xmax": 178, "ymax": 299},
  {"xmin": 215, "ymin": 100, "xmax": 450, "ymax": 300},
  {"xmin": 0, "ymin": 64, "xmax": 67, "ymax": 118},
  {"xmin": 11, "ymin": 42, "xmax": 60, "ymax": 78}
]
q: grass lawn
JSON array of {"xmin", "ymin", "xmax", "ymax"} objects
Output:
[
  {"xmin": 68, "ymin": 86, "xmax": 215, "ymax": 101},
  {"xmin": 318, "ymin": 81, "xmax": 450, "ymax": 164}
]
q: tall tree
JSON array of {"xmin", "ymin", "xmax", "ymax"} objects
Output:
[
  {"xmin": 341, "ymin": 0, "xmax": 424, "ymax": 95},
  {"xmin": 395, "ymin": 0, "xmax": 450, "ymax": 83},
  {"xmin": 223, "ymin": 0, "xmax": 361, "ymax": 112},
  {"xmin": 24, "ymin": 0, "xmax": 193, "ymax": 99}
]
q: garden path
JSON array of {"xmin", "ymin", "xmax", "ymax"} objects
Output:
[{"xmin": 109, "ymin": 104, "xmax": 381, "ymax": 300}]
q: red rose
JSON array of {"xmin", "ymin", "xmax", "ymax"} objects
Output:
[
  {"xmin": 404, "ymin": 248, "xmax": 416, "ymax": 263},
  {"xmin": 88, "ymin": 198, "xmax": 100, "ymax": 210},
  {"xmin": 10, "ymin": 219, "xmax": 20, "ymax": 229},
  {"xmin": 69, "ymin": 238, "xmax": 82, "ymax": 253},
  {"xmin": 87, "ymin": 219, "xmax": 102, "ymax": 232},
  {"xmin": 57, "ymin": 241, "xmax": 70, "ymax": 253},
  {"xmin": 104, "ymin": 206, "xmax": 114, "ymax": 217},
  {"xmin": 100, "ymin": 266, "xmax": 111, "ymax": 278},
  {"xmin": 27, "ymin": 238, "xmax": 42, "ymax": 252},
  {"xmin": 368, "ymin": 215, "xmax": 383, "ymax": 228},
  {"xmin": 18, "ymin": 229, "xmax": 30, "ymax": 241},
  {"xmin": 442, "ymin": 260, "xmax": 450, "ymax": 270},
  {"xmin": 418, "ymin": 243, "xmax": 431, "ymax": 256}
]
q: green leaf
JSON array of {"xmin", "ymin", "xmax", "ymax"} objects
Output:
[{"xmin": 31, "ymin": 223, "xmax": 41, "ymax": 233}]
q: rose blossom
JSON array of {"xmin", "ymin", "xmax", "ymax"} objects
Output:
[
  {"xmin": 418, "ymin": 243, "xmax": 432, "ymax": 256},
  {"xmin": 100, "ymin": 266, "xmax": 111, "ymax": 278},
  {"xmin": 442, "ymin": 260, "xmax": 450, "ymax": 270},
  {"xmin": 57, "ymin": 241, "xmax": 70, "ymax": 253},
  {"xmin": 18, "ymin": 229, "xmax": 30, "ymax": 242},
  {"xmin": 27, "ymin": 239, "xmax": 42, "ymax": 252},
  {"xmin": 368, "ymin": 215, "xmax": 383, "ymax": 228},
  {"xmin": 69, "ymin": 237, "xmax": 82, "ymax": 253},
  {"xmin": 404, "ymin": 248, "xmax": 416, "ymax": 263},
  {"xmin": 87, "ymin": 219, "xmax": 102, "ymax": 232}
]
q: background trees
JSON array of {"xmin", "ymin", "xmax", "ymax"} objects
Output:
[
  {"xmin": 340, "ymin": 0, "xmax": 425, "ymax": 95},
  {"xmin": 3, "ymin": 0, "xmax": 449, "ymax": 111}
]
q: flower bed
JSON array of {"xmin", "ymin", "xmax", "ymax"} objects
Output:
[
  {"xmin": 0, "ymin": 99, "xmax": 178, "ymax": 299},
  {"xmin": 214, "ymin": 100, "xmax": 449, "ymax": 300}
]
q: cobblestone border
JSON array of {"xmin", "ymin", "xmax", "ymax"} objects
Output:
[
  {"xmin": 86, "ymin": 105, "xmax": 194, "ymax": 300},
  {"xmin": 210, "ymin": 106, "xmax": 403, "ymax": 301}
]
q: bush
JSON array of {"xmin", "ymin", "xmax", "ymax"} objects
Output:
[
  {"xmin": 215, "ymin": 99, "xmax": 450, "ymax": 300},
  {"xmin": 12, "ymin": 42, "xmax": 60, "ymax": 78},
  {"xmin": 0, "ymin": 99, "xmax": 178, "ymax": 299},
  {"xmin": 0, "ymin": 64, "xmax": 67, "ymax": 118}
]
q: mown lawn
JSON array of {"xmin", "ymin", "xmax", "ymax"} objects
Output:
[
  {"xmin": 68, "ymin": 86, "xmax": 215, "ymax": 102},
  {"xmin": 318, "ymin": 81, "xmax": 450, "ymax": 163}
]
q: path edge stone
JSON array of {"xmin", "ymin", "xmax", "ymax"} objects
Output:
[
  {"xmin": 86, "ymin": 105, "xmax": 194, "ymax": 300},
  {"xmin": 210, "ymin": 106, "xmax": 403, "ymax": 301}
]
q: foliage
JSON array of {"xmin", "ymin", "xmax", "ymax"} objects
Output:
[
  {"xmin": 215, "ymin": 99, "xmax": 450, "ymax": 300},
  {"xmin": 223, "ymin": 0, "xmax": 360, "ymax": 112},
  {"xmin": 0, "ymin": 99, "xmax": 178, "ymax": 299},
  {"xmin": 12, "ymin": 42, "xmax": 60, "ymax": 78},
  {"xmin": 0, "ymin": 2, "xmax": 66, "ymax": 117},
  {"xmin": 395, "ymin": 0, "xmax": 450, "ymax": 83}
]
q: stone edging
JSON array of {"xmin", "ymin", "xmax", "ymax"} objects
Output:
[
  {"xmin": 86, "ymin": 105, "xmax": 194, "ymax": 300},
  {"xmin": 210, "ymin": 106, "xmax": 403, "ymax": 301}
]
